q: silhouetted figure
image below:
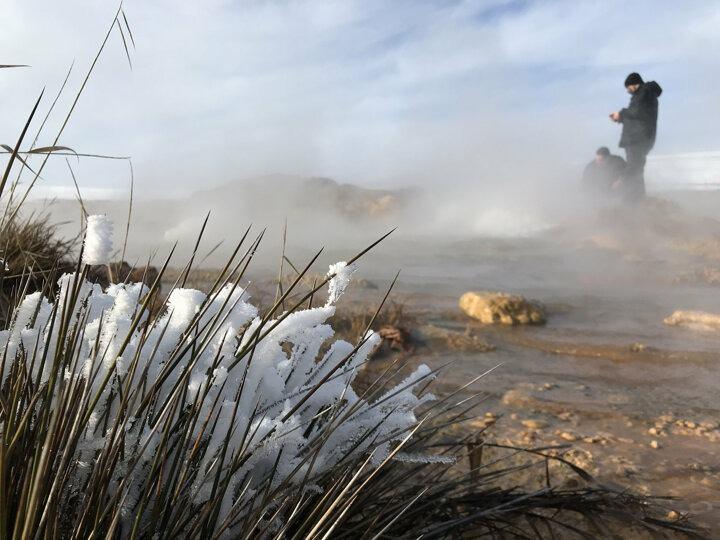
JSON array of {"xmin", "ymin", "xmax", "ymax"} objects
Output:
[
  {"xmin": 609, "ymin": 72, "xmax": 662, "ymax": 203},
  {"xmin": 583, "ymin": 146, "xmax": 626, "ymax": 195}
]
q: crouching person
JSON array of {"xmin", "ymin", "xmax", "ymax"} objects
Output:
[{"xmin": 582, "ymin": 146, "xmax": 626, "ymax": 198}]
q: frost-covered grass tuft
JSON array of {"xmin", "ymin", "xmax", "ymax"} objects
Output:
[
  {"xmin": 0, "ymin": 214, "xmax": 443, "ymax": 537},
  {"xmin": 82, "ymin": 214, "xmax": 113, "ymax": 265}
]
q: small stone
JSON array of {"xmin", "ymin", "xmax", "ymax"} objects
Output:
[
  {"xmin": 650, "ymin": 440, "xmax": 660, "ymax": 449},
  {"xmin": 664, "ymin": 310, "xmax": 720, "ymax": 329},
  {"xmin": 522, "ymin": 419, "xmax": 546, "ymax": 430},
  {"xmin": 560, "ymin": 431, "xmax": 578, "ymax": 442},
  {"xmin": 648, "ymin": 427, "xmax": 659, "ymax": 436},
  {"xmin": 459, "ymin": 291, "xmax": 546, "ymax": 325},
  {"xmin": 666, "ymin": 510, "xmax": 680, "ymax": 521},
  {"xmin": 542, "ymin": 382, "xmax": 556, "ymax": 390},
  {"xmin": 685, "ymin": 421, "xmax": 697, "ymax": 429}
]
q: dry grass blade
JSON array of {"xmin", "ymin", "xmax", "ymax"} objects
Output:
[
  {"xmin": 0, "ymin": 144, "xmax": 45, "ymax": 183},
  {"xmin": 121, "ymin": 9, "xmax": 136, "ymax": 48},
  {"xmin": 0, "ymin": 151, "xmax": 130, "ymax": 160},
  {"xmin": 29, "ymin": 61, "xmax": 74, "ymax": 148},
  {"xmin": 7, "ymin": 2, "xmax": 125, "ymax": 218},
  {"xmin": 120, "ymin": 160, "xmax": 134, "ymax": 266},
  {"xmin": 114, "ymin": 18, "xmax": 133, "ymax": 69},
  {"xmin": 0, "ymin": 90, "xmax": 43, "ymax": 200},
  {"xmin": 180, "ymin": 211, "xmax": 211, "ymax": 288},
  {"xmin": 27, "ymin": 145, "xmax": 78, "ymax": 157},
  {"xmin": 65, "ymin": 158, "xmax": 88, "ymax": 221}
]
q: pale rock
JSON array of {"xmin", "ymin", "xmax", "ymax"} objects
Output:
[
  {"xmin": 664, "ymin": 310, "xmax": 720, "ymax": 330},
  {"xmin": 521, "ymin": 419, "xmax": 546, "ymax": 430},
  {"xmin": 459, "ymin": 291, "xmax": 546, "ymax": 325}
]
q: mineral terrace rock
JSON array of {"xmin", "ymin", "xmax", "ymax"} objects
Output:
[
  {"xmin": 663, "ymin": 310, "xmax": 720, "ymax": 330},
  {"xmin": 459, "ymin": 291, "xmax": 546, "ymax": 325}
]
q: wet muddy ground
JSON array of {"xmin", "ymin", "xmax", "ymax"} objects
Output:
[
  {"xmin": 328, "ymin": 198, "xmax": 720, "ymax": 531},
  {"xmin": 347, "ymin": 293, "xmax": 720, "ymax": 531}
]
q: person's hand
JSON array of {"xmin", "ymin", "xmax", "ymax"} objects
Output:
[{"xmin": 609, "ymin": 111, "xmax": 621, "ymax": 122}]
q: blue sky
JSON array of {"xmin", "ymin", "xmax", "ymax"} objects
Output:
[{"xmin": 2, "ymin": 0, "xmax": 719, "ymax": 198}]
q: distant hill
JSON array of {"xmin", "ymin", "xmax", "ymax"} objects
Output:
[{"xmin": 193, "ymin": 175, "xmax": 411, "ymax": 220}]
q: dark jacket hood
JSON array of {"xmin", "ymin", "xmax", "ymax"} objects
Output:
[
  {"xmin": 619, "ymin": 80, "xmax": 661, "ymax": 148},
  {"xmin": 643, "ymin": 81, "xmax": 662, "ymax": 97}
]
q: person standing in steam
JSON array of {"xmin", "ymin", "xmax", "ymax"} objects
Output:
[{"xmin": 609, "ymin": 72, "xmax": 662, "ymax": 202}]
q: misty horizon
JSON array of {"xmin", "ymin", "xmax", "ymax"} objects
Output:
[{"xmin": 2, "ymin": 0, "xmax": 720, "ymax": 200}]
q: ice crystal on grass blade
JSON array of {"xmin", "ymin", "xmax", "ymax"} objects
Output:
[
  {"xmin": 326, "ymin": 260, "xmax": 356, "ymax": 306},
  {"xmin": 0, "ymin": 249, "xmax": 432, "ymax": 536},
  {"xmin": 82, "ymin": 214, "xmax": 113, "ymax": 265}
]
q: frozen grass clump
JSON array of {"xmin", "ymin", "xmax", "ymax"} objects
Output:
[{"xmin": 0, "ymin": 217, "xmax": 439, "ymax": 536}]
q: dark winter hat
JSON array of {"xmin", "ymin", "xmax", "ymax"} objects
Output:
[
  {"xmin": 624, "ymin": 72, "xmax": 643, "ymax": 87},
  {"xmin": 596, "ymin": 146, "xmax": 610, "ymax": 156}
]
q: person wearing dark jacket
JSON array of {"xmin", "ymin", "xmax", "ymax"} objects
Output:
[
  {"xmin": 609, "ymin": 72, "xmax": 662, "ymax": 202},
  {"xmin": 582, "ymin": 146, "xmax": 626, "ymax": 195}
]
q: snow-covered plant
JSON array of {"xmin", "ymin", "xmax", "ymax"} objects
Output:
[
  {"xmin": 0, "ymin": 218, "xmax": 434, "ymax": 537},
  {"xmin": 82, "ymin": 214, "xmax": 113, "ymax": 265}
]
